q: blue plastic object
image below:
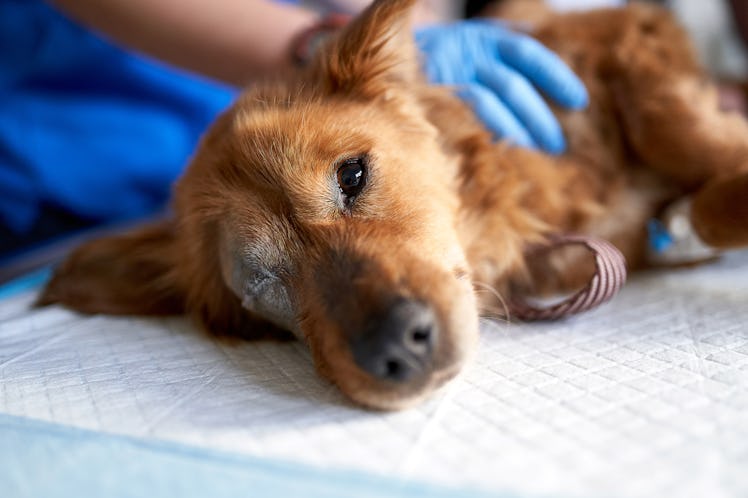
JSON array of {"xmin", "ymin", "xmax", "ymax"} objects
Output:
[{"xmin": 647, "ymin": 219, "xmax": 675, "ymax": 254}]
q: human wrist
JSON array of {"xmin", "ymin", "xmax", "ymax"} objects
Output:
[{"xmin": 290, "ymin": 13, "xmax": 352, "ymax": 67}]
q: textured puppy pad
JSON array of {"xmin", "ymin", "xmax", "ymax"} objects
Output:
[{"xmin": 1, "ymin": 252, "xmax": 747, "ymax": 498}]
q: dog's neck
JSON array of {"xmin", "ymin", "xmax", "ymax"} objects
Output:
[{"xmin": 418, "ymin": 86, "xmax": 602, "ymax": 289}]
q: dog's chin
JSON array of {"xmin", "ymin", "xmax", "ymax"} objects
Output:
[{"xmin": 347, "ymin": 360, "xmax": 468, "ymax": 411}]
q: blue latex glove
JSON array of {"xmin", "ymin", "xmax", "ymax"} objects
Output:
[{"xmin": 416, "ymin": 21, "xmax": 589, "ymax": 154}]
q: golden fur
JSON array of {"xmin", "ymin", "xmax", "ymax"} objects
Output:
[{"xmin": 39, "ymin": 0, "xmax": 748, "ymax": 410}]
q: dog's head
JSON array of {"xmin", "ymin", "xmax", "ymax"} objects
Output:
[{"xmin": 39, "ymin": 0, "xmax": 480, "ymax": 410}]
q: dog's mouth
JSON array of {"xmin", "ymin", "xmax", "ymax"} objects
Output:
[
  {"xmin": 295, "ymin": 261, "xmax": 479, "ymax": 410},
  {"xmin": 226, "ymin": 266, "xmax": 476, "ymax": 409},
  {"xmin": 336, "ymin": 316, "xmax": 473, "ymax": 411},
  {"xmin": 222, "ymin": 229, "xmax": 478, "ymax": 410},
  {"xmin": 229, "ymin": 280, "xmax": 472, "ymax": 409}
]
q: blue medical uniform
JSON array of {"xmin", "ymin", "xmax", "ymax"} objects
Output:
[{"xmin": 0, "ymin": 0, "xmax": 242, "ymax": 254}]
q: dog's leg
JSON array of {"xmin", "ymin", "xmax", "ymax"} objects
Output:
[
  {"xmin": 609, "ymin": 6, "xmax": 748, "ymax": 248},
  {"xmin": 619, "ymin": 76, "xmax": 748, "ymax": 249},
  {"xmin": 691, "ymin": 172, "xmax": 748, "ymax": 249}
]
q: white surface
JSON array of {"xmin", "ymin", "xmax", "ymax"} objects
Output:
[
  {"xmin": 1, "ymin": 252, "xmax": 747, "ymax": 498},
  {"xmin": 670, "ymin": 0, "xmax": 748, "ymax": 79}
]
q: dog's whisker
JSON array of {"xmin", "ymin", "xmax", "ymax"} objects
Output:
[
  {"xmin": 472, "ymin": 280, "xmax": 512, "ymax": 325},
  {"xmin": 478, "ymin": 308, "xmax": 512, "ymax": 325}
]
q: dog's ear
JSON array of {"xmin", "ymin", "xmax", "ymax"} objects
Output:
[
  {"xmin": 313, "ymin": 0, "xmax": 420, "ymax": 98},
  {"xmin": 36, "ymin": 222, "xmax": 185, "ymax": 315}
]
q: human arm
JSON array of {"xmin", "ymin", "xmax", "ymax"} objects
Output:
[
  {"xmin": 50, "ymin": 0, "xmax": 319, "ymax": 85},
  {"xmin": 51, "ymin": 0, "xmax": 586, "ymax": 153},
  {"xmin": 49, "ymin": 0, "xmax": 449, "ymax": 86}
]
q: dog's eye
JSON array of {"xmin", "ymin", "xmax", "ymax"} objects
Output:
[{"xmin": 337, "ymin": 157, "xmax": 367, "ymax": 200}]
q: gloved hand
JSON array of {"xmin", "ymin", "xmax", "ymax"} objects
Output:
[{"xmin": 416, "ymin": 21, "xmax": 589, "ymax": 154}]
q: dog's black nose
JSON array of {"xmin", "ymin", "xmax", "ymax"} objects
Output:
[{"xmin": 351, "ymin": 300, "xmax": 437, "ymax": 382}]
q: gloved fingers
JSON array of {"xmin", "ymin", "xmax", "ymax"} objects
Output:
[
  {"xmin": 495, "ymin": 32, "xmax": 588, "ymax": 110},
  {"xmin": 476, "ymin": 64, "xmax": 566, "ymax": 154},
  {"xmin": 457, "ymin": 84, "xmax": 537, "ymax": 149},
  {"xmin": 415, "ymin": 26, "xmax": 472, "ymax": 85}
]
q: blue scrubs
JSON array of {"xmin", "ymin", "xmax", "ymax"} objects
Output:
[{"xmin": 0, "ymin": 0, "xmax": 238, "ymax": 250}]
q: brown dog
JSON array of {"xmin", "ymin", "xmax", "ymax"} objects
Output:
[{"xmin": 38, "ymin": 0, "xmax": 748, "ymax": 410}]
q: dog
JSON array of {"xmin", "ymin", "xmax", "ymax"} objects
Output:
[{"xmin": 38, "ymin": 0, "xmax": 748, "ymax": 410}]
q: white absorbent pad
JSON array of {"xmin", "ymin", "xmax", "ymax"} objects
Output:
[{"xmin": 1, "ymin": 251, "xmax": 747, "ymax": 498}]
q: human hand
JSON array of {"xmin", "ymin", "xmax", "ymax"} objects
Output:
[{"xmin": 416, "ymin": 21, "xmax": 588, "ymax": 154}]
